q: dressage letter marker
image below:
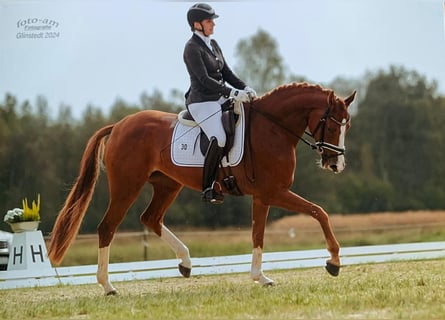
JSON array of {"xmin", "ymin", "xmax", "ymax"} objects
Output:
[{"xmin": 7, "ymin": 231, "xmax": 53, "ymax": 271}]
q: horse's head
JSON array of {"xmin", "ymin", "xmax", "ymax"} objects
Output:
[{"xmin": 307, "ymin": 90, "xmax": 356, "ymax": 173}]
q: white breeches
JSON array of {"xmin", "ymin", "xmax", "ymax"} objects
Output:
[{"xmin": 188, "ymin": 98, "xmax": 227, "ymax": 148}]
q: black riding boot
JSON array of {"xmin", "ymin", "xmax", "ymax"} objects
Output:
[{"xmin": 202, "ymin": 137, "xmax": 224, "ymax": 204}]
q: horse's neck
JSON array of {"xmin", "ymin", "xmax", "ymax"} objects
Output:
[
  {"xmin": 257, "ymin": 91, "xmax": 318, "ymax": 121},
  {"xmin": 254, "ymin": 90, "xmax": 327, "ymax": 138}
]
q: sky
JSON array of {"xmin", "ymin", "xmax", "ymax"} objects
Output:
[{"xmin": 1, "ymin": 0, "xmax": 444, "ymax": 119}]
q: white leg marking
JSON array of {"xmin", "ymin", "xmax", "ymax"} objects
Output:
[
  {"xmin": 160, "ymin": 225, "xmax": 191, "ymax": 269},
  {"xmin": 97, "ymin": 246, "xmax": 116, "ymax": 295},
  {"xmin": 251, "ymin": 247, "xmax": 274, "ymax": 285}
]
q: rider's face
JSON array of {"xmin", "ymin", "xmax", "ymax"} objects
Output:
[{"xmin": 195, "ymin": 19, "xmax": 215, "ymax": 35}]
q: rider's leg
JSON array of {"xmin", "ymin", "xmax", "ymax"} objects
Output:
[
  {"xmin": 201, "ymin": 137, "xmax": 224, "ymax": 204},
  {"xmin": 188, "ymin": 101, "xmax": 226, "ymax": 147},
  {"xmin": 188, "ymin": 100, "xmax": 226, "ymax": 204}
]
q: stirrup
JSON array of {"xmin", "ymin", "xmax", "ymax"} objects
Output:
[{"xmin": 201, "ymin": 183, "xmax": 224, "ymax": 204}]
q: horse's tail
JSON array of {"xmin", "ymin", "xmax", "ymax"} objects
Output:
[{"xmin": 48, "ymin": 124, "xmax": 114, "ymax": 265}]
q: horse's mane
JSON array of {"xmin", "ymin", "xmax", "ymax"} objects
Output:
[{"xmin": 257, "ymin": 82, "xmax": 332, "ymax": 102}]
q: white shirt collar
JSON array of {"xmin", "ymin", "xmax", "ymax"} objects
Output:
[{"xmin": 194, "ymin": 31, "xmax": 213, "ymax": 51}]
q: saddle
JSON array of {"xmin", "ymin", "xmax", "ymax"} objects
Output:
[{"xmin": 178, "ymin": 99, "xmax": 240, "ymax": 160}]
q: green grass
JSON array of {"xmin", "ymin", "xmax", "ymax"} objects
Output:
[{"xmin": 1, "ymin": 260, "xmax": 445, "ymax": 319}]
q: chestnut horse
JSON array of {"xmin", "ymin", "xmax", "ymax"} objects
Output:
[{"xmin": 48, "ymin": 82, "xmax": 356, "ymax": 295}]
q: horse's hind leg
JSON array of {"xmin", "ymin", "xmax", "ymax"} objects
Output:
[
  {"xmin": 141, "ymin": 172, "xmax": 191, "ymax": 277},
  {"xmin": 97, "ymin": 174, "xmax": 147, "ymax": 295}
]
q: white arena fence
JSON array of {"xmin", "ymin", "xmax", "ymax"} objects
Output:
[{"xmin": 1, "ymin": 241, "xmax": 445, "ymax": 290}]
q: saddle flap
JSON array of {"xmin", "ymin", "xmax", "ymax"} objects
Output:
[{"xmin": 221, "ymin": 108, "xmax": 236, "ymax": 153}]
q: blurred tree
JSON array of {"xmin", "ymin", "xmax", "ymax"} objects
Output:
[
  {"xmin": 235, "ymin": 29, "xmax": 286, "ymax": 94},
  {"xmin": 140, "ymin": 89, "xmax": 183, "ymax": 113},
  {"xmin": 347, "ymin": 65, "xmax": 444, "ymax": 211}
]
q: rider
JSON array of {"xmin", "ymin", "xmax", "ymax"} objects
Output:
[{"xmin": 184, "ymin": 3, "xmax": 257, "ymax": 204}]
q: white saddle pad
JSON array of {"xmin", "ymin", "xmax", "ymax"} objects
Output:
[{"xmin": 171, "ymin": 106, "xmax": 245, "ymax": 167}]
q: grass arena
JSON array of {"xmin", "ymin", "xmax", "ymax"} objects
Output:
[
  {"xmin": 1, "ymin": 211, "xmax": 445, "ymax": 319},
  {"xmin": 1, "ymin": 260, "xmax": 444, "ymax": 319}
]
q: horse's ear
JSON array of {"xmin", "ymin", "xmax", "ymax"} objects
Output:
[{"xmin": 344, "ymin": 91, "xmax": 357, "ymax": 108}]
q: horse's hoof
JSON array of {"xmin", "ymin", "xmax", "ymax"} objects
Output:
[
  {"xmin": 253, "ymin": 274, "xmax": 275, "ymax": 286},
  {"xmin": 178, "ymin": 263, "xmax": 191, "ymax": 278},
  {"xmin": 325, "ymin": 261, "xmax": 340, "ymax": 277},
  {"xmin": 106, "ymin": 290, "xmax": 118, "ymax": 296}
]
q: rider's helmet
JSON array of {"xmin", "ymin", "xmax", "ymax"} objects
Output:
[{"xmin": 187, "ymin": 3, "xmax": 219, "ymax": 31}]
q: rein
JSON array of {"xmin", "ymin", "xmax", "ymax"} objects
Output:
[
  {"xmin": 248, "ymin": 101, "xmax": 347, "ymax": 155},
  {"xmin": 249, "ymin": 103, "xmax": 319, "ymax": 151}
]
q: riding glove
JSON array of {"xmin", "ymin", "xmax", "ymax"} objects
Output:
[
  {"xmin": 244, "ymin": 86, "xmax": 257, "ymax": 98},
  {"xmin": 230, "ymin": 89, "xmax": 250, "ymax": 102}
]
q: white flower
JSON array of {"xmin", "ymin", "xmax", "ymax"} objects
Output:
[{"xmin": 4, "ymin": 208, "xmax": 24, "ymax": 223}]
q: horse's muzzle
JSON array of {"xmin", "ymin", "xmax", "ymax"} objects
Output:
[{"xmin": 322, "ymin": 154, "xmax": 345, "ymax": 173}]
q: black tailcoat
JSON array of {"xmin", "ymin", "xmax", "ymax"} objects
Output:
[{"xmin": 183, "ymin": 33, "xmax": 246, "ymax": 105}]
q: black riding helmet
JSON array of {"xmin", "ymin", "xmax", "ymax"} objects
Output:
[{"xmin": 187, "ymin": 3, "xmax": 219, "ymax": 31}]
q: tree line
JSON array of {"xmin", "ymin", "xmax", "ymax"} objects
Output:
[{"xmin": 1, "ymin": 30, "xmax": 444, "ymax": 235}]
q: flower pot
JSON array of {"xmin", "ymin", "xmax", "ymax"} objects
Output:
[{"xmin": 9, "ymin": 221, "xmax": 40, "ymax": 233}]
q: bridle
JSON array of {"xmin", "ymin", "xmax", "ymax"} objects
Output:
[
  {"xmin": 306, "ymin": 107, "xmax": 350, "ymax": 156},
  {"xmin": 248, "ymin": 101, "xmax": 349, "ymax": 156}
]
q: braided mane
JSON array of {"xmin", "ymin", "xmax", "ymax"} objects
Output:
[{"xmin": 258, "ymin": 82, "xmax": 332, "ymax": 102}]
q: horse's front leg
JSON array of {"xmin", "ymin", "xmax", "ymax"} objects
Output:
[
  {"xmin": 269, "ymin": 190, "xmax": 340, "ymax": 276},
  {"xmin": 160, "ymin": 225, "xmax": 192, "ymax": 277},
  {"xmin": 250, "ymin": 197, "xmax": 274, "ymax": 285},
  {"xmin": 309, "ymin": 203, "xmax": 340, "ymax": 275}
]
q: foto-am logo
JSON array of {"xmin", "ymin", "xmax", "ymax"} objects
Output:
[{"xmin": 17, "ymin": 18, "xmax": 59, "ymax": 30}]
